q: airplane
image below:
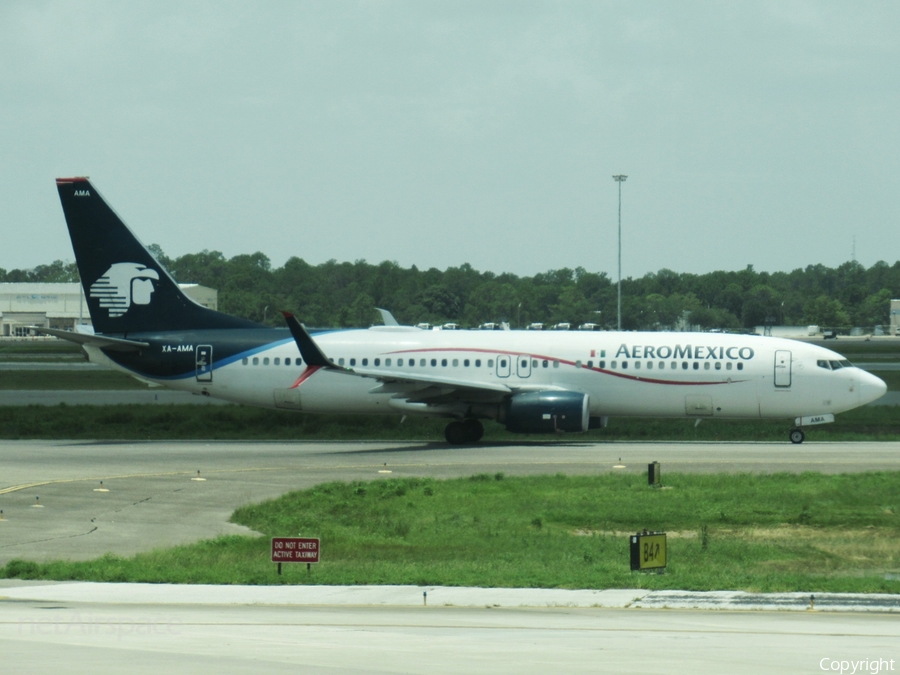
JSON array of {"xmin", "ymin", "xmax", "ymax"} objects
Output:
[{"xmin": 43, "ymin": 177, "xmax": 887, "ymax": 445}]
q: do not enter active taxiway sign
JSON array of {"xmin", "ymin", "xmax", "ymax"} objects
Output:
[{"xmin": 271, "ymin": 537, "xmax": 320, "ymax": 563}]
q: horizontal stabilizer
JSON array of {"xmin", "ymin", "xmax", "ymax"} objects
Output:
[{"xmin": 33, "ymin": 327, "xmax": 149, "ymax": 352}]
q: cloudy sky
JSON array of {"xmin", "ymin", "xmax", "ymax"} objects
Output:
[{"xmin": 2, "ymin": 1, "xmax": 898, "ymax": 279}]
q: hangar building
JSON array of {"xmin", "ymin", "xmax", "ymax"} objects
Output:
[{"xmin": 0, "ymin": 283, "xmax": 217, "ymax": 337}]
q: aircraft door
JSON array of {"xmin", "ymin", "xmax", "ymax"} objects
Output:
[
  {"xmin": 516, "ymin": 355, "xmax": 532, "ymax": 378},
  {"xmin": 774, "ymin": 350, "xmax": 792, "ymax": 388},
  {"xmin": 196, "ymin": 344, "xmax": 213, "ymax": 382},
  {"xmin": 496, "ymin": 355, "xmax": 511, "ymax": 378}
]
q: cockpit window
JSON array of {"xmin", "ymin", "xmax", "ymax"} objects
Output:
[
  {"xmin": 829, "ymin": 360, "xmax": 843, "ymax": 370},
  {"xmin": 839, "ymin": 359, "xmax": 853, "ymax": 368},
  {"xmin": 817, "ymin": 360, "xmax": 831, "ymax": 370}
]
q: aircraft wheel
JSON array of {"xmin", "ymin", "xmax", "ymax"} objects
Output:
[
  {"xmin": 444, "ymin": 421, "xmax": 468, "ymax": 445},
  {"xmin": 789, "ymin": 428, "xmax": 805, "ymax": 444},
  {"xmin": 463, "ymin": 418, "xmax": 484, "ymax": 442}
]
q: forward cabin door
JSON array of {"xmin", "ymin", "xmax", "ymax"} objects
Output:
[{"xmin": 774, "ymin": 350, "xmax": 792, "ymax": 388}]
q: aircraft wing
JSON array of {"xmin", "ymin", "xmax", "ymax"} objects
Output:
[
  {"xmin": 32, "ymin": 327, "xmax": 150, "ymax": 352},
  {"xmin": 281, "ymin": 312, "xmax": 512, "ymax": 397}
]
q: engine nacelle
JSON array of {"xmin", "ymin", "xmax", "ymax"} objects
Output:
[{"xmin": 501, "ymin": 391, "xmax": 590, "ymax": 434}]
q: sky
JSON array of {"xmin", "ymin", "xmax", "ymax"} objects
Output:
[{"xmin": 2, "ymin": 1, "xmax": 899, "ymax": 280}]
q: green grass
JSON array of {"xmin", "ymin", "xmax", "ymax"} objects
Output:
[
  {"xmin": 0, "ymin": 404, "xmax": 898, "ymax": 441},
  {"xmin": 4, "ymin": 472, "xmax": 899, "ymax": 593},
  {"xmin": 0, "ymin": 341, "xmax": 82, "ymax": 357},
  {"xmin": 0, "ymin": 370, "xmax": 149, "ymax": 390}
]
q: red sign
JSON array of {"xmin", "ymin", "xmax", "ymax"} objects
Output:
[{"xmin": 271, "ymin": 537, "xmax": 320, "ymax": 563}]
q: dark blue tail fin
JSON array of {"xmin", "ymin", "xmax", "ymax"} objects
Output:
[{"xmin": 56, "ymin": 177, "xmax": 261, "ymax": 334}]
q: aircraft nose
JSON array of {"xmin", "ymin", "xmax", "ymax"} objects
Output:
[{"xmin": 858, "ymin": 371, "xmax": 888, "ymax": 405}]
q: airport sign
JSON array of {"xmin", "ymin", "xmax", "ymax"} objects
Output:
[
  {"xmin": 271, "ymin": 537, "xmax": 320, "ymax": 564},
  {"xmin": 630, "ymin": 532, "xmax": 667, "ymax": 571}
]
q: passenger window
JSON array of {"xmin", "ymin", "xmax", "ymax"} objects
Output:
[
  {"xmin": 737, "ymin": 363, "xmax": 743, "ymax": 370},
  {"xmin": 399, "ymin": 358, "xmax": 404, "ymax": 366},
  {"xmin": 362, "ymin": 358, "xmax": 368, "ymax": 366},
  {"xmin": 441, "ymin": 359, "xmax": 447, "ymax": 367},
  {"xmin": 263, "ymin": 357, "xmax": 270, "ymax": 366},
  {"xmin": 338, "ymin": 357, "xmax": 345, "ymax": 366},
  {"xmin": 587, "ymin": 361, "xmax": 593, "ymax": 368},
  {"xmin": 670, "ymin": 362, "xmax": 676, "ymax": 370},
  {"xmin": 242, "ymin": 358, "xmax": 248, "ymax": 365},
  {"xmin": 274, "ymin": 357, "xmax": 280, "ymax": 366},
  {"xmin": 476, "ymin": 359, "xmax": 482, "ymax": 367},
  {"xmin": 634, "ymin": 361, "xmax": 640, "ymax": 370},
  {"xmin": 542, "ymin": 360, "xmax": 548, "ymax": 368},
  {"xmin": 622, "ymin": 361, "xmax": 628, "ymax": 369},
  {"xmin": 692, "ymin": 362, "xmax": 699, "ymax": 370},
  {"xmin": 682, "ymin": 362, "xmax": 688, "ymax": 370},
  {"xmin": 374, "ymin": 358, "xmax": 380, "ymax": 366},
  {"xmin": 726, "ymin": 362, "xmax": 732, "ymax": 370},
  {"xmin": 385, "ymin": 358, "xmax": 391, "ymax": 366},
  {"xmin": 252, "ymin": 357, "xmax": 259, "ymax": 365},
  {"xmin": 420, "ymin": 359, "xmax": 426, "ymax": 366},
  {"xmin": 285, "ymin": 358, "xmax": 291, "ymax": 366},
  {"xmin": 532, "ymin": 359, "xmax": 538, "ymax": 367},
  {"xmin": 350, "ymin": 358, "xmax": 356, "ymax": 366},
  {"xmin": 659, "ymin": 362, "xmax": 664, "ymax": 370},
  {"xmin": 431, "ymin": 359, "xmax": 437, "ymax": 367},
  {"xmin": 464, "ymin": 359, "xmax": 470, "ymax": 367},
  {"xmin": 599, "ymin": 360, "xmax": 606, "ymax": 368},
  {"xmin": 453, "ymin": 359, "xmax": 458, "ymax": 367},
  {"xmin": 715, "ymin": 362, "xmax": 721, "ymax": 370},
  {"xmin": 488, "ymin": 359, "xmax": 494, "ymax": 367},
  {"xmin": 575, "ymin": 360, "xmax": 582, "ymax": 368},
  {"xmin": 704, "ymin": 362, "xmax": 710, "ymax": 370},
  {"xmin": 553, "ymin": 360, "xmax": 559, "ymax": 368},
  {"xmin": 611, "ymin": 361, "xmax": 617, "ymax": 369},
  {"xmin": 646, "ymin": 362, "xmax": 652, "ymax": 370}
]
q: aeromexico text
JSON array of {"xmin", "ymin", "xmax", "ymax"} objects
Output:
[{"xmin": 615, "ymin": 344, "xmax": 755, "ymax": 361}]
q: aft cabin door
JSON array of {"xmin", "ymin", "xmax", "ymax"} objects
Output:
[
  {"xmin": 774, "ymin": 350, "xmax": 792, "ymax": 388},
  {"xmin": 196, "ymin": 345, "xmax": 213, "ymax": 382}
]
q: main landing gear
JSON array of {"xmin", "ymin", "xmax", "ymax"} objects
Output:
[
  {"xmin": 789, "ymin": 428, "xmax": 805, "ymax": 444},
  {"xmin": 444, "ymin": 419, "xmax": 485, "ymax": 445}
]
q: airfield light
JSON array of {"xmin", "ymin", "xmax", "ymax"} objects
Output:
[{"xmin": 613, "ymin": 175, "xmax": 628, "ymax": 330}]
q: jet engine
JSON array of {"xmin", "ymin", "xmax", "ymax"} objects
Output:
[{"xmin": 500, "ymin": 391, "xmax": 590, "ymax": 434}]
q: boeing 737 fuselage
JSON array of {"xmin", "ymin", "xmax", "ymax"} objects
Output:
[{"xmin": 46, "ymin": 177, "xmax": 887, "ymax": 444}]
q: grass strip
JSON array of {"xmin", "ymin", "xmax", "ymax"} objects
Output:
[
  {"xmin": 0, "ymin": 370, "xmax": 149, "ymax": 390},
  {"xmin": 0, "ymin": 403, "xmax": 896, "ymax": 441},
  {"xmin": 0, "ymin": 404, "xmax": 898, "ymax": 441},
  {"xmin": 4, "ymin": 472, "xmax": 898, "ymax": 593}
]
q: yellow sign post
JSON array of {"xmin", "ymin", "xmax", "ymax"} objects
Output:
[{"xmin": 630, "ymin": 532, "xmax": 667, "ymax": 571}]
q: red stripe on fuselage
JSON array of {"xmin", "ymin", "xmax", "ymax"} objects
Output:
[
  {"xmin": 290, "ymin": 365, "xmax": 323, "ymax": 389},
  {"xmin": 383, "ymin": 347, "xmax": 745, "ymax": 386}
]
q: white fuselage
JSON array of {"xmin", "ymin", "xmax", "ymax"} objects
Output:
[{"xmin": 88, "ymin": 328, "xmax": 887, "ymax": 422}]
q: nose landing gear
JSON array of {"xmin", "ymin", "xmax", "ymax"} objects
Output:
[{"xmin": 789, "ymin": 428, "xmax": 805, "ymax": 444}]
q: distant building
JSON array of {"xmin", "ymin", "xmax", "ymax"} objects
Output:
[
  {"xmin": 891, "ymin": 299, "xmax": 900, "ymax": 336},
  {"xmin": 0, "ymin": 282, "xmax": 217, "ymax": 337}
]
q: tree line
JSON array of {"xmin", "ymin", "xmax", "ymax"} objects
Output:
[{"xmin": 3, "ymin": 249, "xmax": 897, "ymax": 331}]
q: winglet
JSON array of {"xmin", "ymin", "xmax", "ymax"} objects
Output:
[
  {"xmin": 375, "ymin": 308, "xmax": 400, "ymax": 326},
  {"xmin": 281, "ymin": 311, "xmax": 335, "ymax": 368}
]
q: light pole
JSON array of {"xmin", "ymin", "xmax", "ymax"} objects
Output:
[{"xmin": 612, "ymin": 175, "xmax": 627, "ymax": 330}]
